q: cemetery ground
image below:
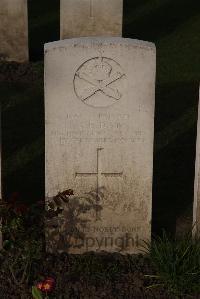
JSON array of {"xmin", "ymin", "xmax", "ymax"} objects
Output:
[
  {"xmin": 0, "ymin": 189, "xmax": 199, "ymax": 298},
  {"xmin": 0, "ymin": 0, "xmax": 200, "ymax": 298}
]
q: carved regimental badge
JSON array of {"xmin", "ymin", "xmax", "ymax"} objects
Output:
[{"xmin": 74, "ymin": 57, "xmax": 127, "ymax": 108}]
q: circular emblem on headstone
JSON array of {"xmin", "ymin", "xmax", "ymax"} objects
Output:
[{"xmin": 74, "ymin": 57, "xmax": 126, "ymax": 108}]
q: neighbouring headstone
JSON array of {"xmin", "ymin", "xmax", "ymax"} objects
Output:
[
  {"xmin": 193, "ymin": 88, "xmax": 200, "ymax": 237},
  {"xmin": 60, "ymin": 0, "xmax": 123, "ymax": 39},
  {"xmin": 45, "ymin": 37, "xmax": 156, "ymax": 254},
  {"xmin": 0, "ymin": 0, "xmax": 28, "ymax": 62},
  {"xmin": 0, "ymin": 110, "xmax": 1, "ymax": 249}
]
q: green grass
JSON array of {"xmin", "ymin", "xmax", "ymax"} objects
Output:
[{"xmin": 144, "ymin": 232, "xmax": 200, "ymax": 297}]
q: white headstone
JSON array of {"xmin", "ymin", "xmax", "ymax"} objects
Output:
[
  {"xmin": 0, "ymin": 0, "xmax": 28, "ymax": 62},
  {"xmin": 193, "ymin": 88, "xmax": 200, "ymax": 237},
  {"xmin": 0, "ymin": 110, "xmax": 1, "ymax": 249},
  {"xmin": 45, "ymin": 37, "xmax": 156, "ymax": 254},
  {"xmin": 60, "ymin": 0, "xmax": 123, "ymax": 39}
]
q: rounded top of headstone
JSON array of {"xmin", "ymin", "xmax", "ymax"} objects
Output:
[{"xmin": 44, "ymin": 37, "xmax": 156, "ymax": 53}]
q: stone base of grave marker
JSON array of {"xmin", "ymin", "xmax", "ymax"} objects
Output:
[
  {"xmin": 0, "ymin": 0, "xmax": 28, "ymax": 62},
  {"xmin": 193, "ymin": 88, "xmax": 200, "ymax": 237},
  {"xmin": 45, "ymin": 37, "xmax": 156, "ymax": 254}
]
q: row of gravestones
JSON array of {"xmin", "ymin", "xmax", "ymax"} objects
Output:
[
  {"xmin": 0, "ymin": 0, "xmax": 200, "ymax": 255},
  {"xmin": 0, "ymin": 0, "xmax": 123, "ymax": 62}
]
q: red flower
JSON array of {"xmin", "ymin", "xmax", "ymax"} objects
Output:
[
  {"xmin": 36, "ymin": 282, "xmax": 43, "ymax": 290},
  {"xmin": 42, "ymin": 282, "xmax": 52, "ymax": 292},
  {"xmin": 36, "ymin": 277, "xmax": 55, "ymax": 293}
]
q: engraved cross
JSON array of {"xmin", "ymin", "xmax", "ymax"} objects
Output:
[{"xmin": 75, "ymin": 147, "xmax": 123, "ymax": 219}]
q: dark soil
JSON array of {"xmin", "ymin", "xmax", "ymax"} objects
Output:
[
  {"xmin": 0, "ymin": 61, "xmax": 41, "ymax": 83},
  {"xmin": 0, "ymin": 252, "xmax": 199, "ymax": 299}
]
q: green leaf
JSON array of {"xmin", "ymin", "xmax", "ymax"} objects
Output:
[{"xmin": 32, "ymin": 286, "xmax": 43, "ymax": 299}]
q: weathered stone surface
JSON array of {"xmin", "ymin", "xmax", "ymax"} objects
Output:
[
  {"xmin": 193, "ymin": 88, "xmax": 200, "ymax": 237},
  {"xmin": 0, "ymin": 111, "xmax": 1, "ymax": 249},
  {"xmin": 0, "ymin": 0, "xmax": 28, "ymax": 62},
  {"xmin": 60, "ymin": 0, "xmax": 123, "ymax": 39},
  {"xmin": 45, "ymin": 37, "xmax": 156, "ymax": 254}
]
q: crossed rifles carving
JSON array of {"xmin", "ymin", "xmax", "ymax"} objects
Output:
[{"xmin": 76, "ymin": 67, "xmax": 125, "ymax": 102}]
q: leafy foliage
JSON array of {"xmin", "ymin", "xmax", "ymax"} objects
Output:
[
  {"xmin": 0, "ymin": 193, "xmax": 44, "ymax": 294},
  {"xmin": 45, "ymin": 188, "xmax": 104, "ymax": 252},
  {"xmin": 32, "ymin": 286, "xmax": 43, "ymax": 299}
]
